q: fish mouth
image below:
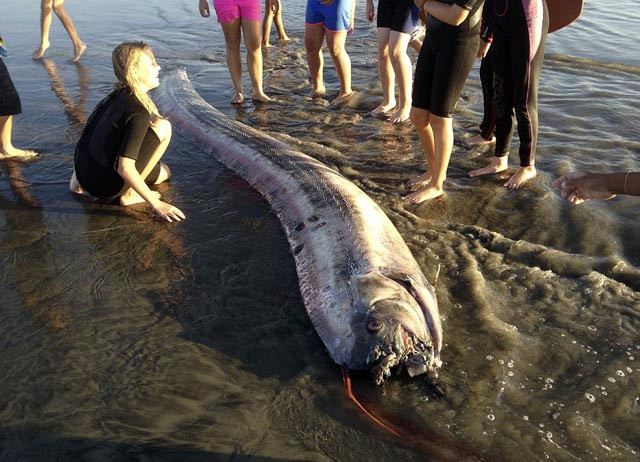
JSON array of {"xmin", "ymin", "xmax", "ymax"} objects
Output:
[{"xmin": 367, "ymin": 322, "xmax": 440, "ymax": 385}]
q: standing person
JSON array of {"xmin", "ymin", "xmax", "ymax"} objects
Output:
[
  {"xmin": 305, "ymin": 0, "xmax": 355, "ymax": 106},
  {"xmin": 1, "ymin": 34, "xmax": 38, "ymax": 159},
  {"xmin": 404, "ymin": 0, "xmax": 483, "ymax": 203},
  {"xmin": 32, "ymin": 0, "xmax": 86, "ymax": 62},
  {"xmin": 366, "ymin": 0, "xmax": 419, "ymax": 123},
  {"xmin": 69, "ymin": 42, "xmax": 185, "ymax": 223},
  {"xmin": 262, "ymin": 0, "xmax": 291, "ymax": 47},
  {"xmin": 469, "ymin": 0, "xmax": 549, "ymax": 189},
  {"xmin": 198, "ymin": 0, "xmax": 272, "ymax": 104}
]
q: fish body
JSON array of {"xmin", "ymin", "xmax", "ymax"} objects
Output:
[{"xmin": 157, "ymin": 70, "xmax": 442, "ymax": 383}]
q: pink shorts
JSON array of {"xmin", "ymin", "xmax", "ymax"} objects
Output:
[{"xmin": 213, "ymin": 0, "xmax": 262, "ymax": 23}]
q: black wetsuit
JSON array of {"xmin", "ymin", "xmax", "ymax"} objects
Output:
[
  {"xmin": 412, "ymin": 0, "xmax": 483, "ymax": 118},
  {"xmin": 478, "ymin": 44, "xmax": 496, "ymax": 140},
  {"xmin": 482, "ymin": 0, "xmax": 548, "ymax": 166},
  {"xmin": 0, "ymin": 58, "xmax": 21, "ymax": 116},
  {"xmin": 74, "ymin": 88, "xmax": 161, "ymax": 199},
  {"xmin": 376, "ymin": 0, "xmax": 419, "ymax": 34}
]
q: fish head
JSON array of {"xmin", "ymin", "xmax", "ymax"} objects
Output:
[{"xmin": 349, "ymin": 272, "xmax": 441, "ymax": 385}]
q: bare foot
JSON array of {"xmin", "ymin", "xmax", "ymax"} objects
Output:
[
  {"xmin": 308, "ymin": 86, "xmax": 326, "ymax": 98},
  {"xmin": 469, "ymin": 156, "xmax": 509, "ymax": 178},
  {"xmin": 231, "ymin": 91, "xmax": 244, "ymax": 105},
  {"xmin": 466, "ymin": 133, "xmax": 495, "ymax": 145},
  {"xmin": 262, "ymin": 41, "xmax": 272, "ymax": 48},
  {"xmin": 252, "ymin": 91, "xmax": 273, "ymax": 103},
  {"xmin": 72, "ymin": 42, "xmax": 87, "ymax": 62},
  {"xmin": 69, "ymin": 170, "xmax": 84, "ymax": 194},
  {"xmin": 406, "ymin": 171, "xmax": 432, "ymax": 188},
  {"xmin": 370, "ymin": 102, "xmax": 396, "ymax": 117},
  {"xmin": 403, "ymin": 184, "xmax": 444, "ymax": 204},
  {"xmin": 387, "ymin": 107, "xmax": 411, "ymax": 124},
  {"xmin": 0, "ymin": 148, "xmax": 38, "ymax": 159},
  {"xmin": 330, "ymin": 91, "xmax": 354, "ymax": 107},
  {"xmin": 120, "ymin": 189, "xmax": 161, "ymax": 206},
  {"xmin": 32, "ymin": 42, "xmax": 50, "ymax": 59},
  {"xmin": 503, "ymin": 165, "xmax": 537, "ymax": 190},
  {"xmin": 280, "ymin": 36, "xmax": 292, "ymax": 43}
]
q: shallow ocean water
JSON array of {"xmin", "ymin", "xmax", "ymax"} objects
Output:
[{"xmin": 1, "ymin": 1, "xmax": 639, "ymax": 461}]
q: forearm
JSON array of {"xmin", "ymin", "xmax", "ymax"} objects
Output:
[
  {"xmin": 604, "ymin": 172, "xmax": 640, "ymax": 196},
  {"xmin": 423, "ymin": 0, "xmax": 469, "ymax": 26},
  {"xmin": 118, "ymin": 158, "xmax": 161, "ymax": 208}
]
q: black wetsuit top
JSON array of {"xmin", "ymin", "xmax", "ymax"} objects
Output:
[{"xmin": 74, "ymin": 88, "xmax": 160, "ymax": 199}]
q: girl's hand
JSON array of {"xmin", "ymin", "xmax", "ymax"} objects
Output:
[
  {"xmin": 477, "ymin": 39, "xmax": 491, "ymax": 58},
  {"xmin": 366, "ymin": 0, "xmax": 375, "ymax": 22},
  {"xmin": 268, "ymin": 0, "xmax": 279, "ymax": 13},
  {"xmin": 154, "ymin": 201, "xmax": 186, "ymax": 222}
]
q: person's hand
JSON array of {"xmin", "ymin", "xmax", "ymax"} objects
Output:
[
  {"xmin": 199, "ymin": 0, "xmax": 210, "ymax": 18},
  {"xmin": 319, "ymin": 0, "xmax": 335, "ymax": 6},
  {"xmin": 477, "ymin": 39, "xmax": 491, "ymax": 58},
  {"xmin": 154, "ymin": 201, "xmax": 186, "ymax": 222},
  {"xmin": 268, "ymin": 0, "xmax": 279, "ymax": 13},
  {"xmin": 366, "ymin": 0, "xmax": 375, "ymax": 22},
  {"xmin": 414, "ymin": 0, "xmax": 427, "ymax": 11},
  {"xmin": 552, "ymin": 172, "xmax": 616, "ymax": 204}
]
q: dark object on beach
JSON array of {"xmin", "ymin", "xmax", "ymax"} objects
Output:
[{"xmin": 547, "ymin": 0, "xmax": 583, "ymax": 33}]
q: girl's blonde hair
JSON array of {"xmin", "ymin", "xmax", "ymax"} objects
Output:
[{"xmin": 112, "ymin": 41, "xmax": 160, "ymax": 117}]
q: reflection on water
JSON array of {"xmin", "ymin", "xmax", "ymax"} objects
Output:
[{"xmin": 1, "ymin": 0, "xmax": 639, "ymax": 460}]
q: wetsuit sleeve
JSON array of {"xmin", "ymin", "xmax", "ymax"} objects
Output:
[
  {"xmin": 480, "ymin": 0, "xmax": 494, "ymax": 42},
  {"xmin": 452, "ymin": 0, "xmax": 480, "ymax": 11},
  {"xmin": 118, "ymin": 109, "xmax": 150, "ymax": 161}
]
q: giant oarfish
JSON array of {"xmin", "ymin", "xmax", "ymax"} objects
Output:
[{"xmin": 156, "ymin": 70, "xmax": 442, "ymax": 384}]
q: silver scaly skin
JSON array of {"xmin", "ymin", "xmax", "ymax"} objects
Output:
[{"xmin": 156, "ymin": 70, "xmax": 443, "ymax": 384}]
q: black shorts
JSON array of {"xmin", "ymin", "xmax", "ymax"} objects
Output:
[
  {"xmin": 76, "ymin": 127, "xmax": 162, "ymax": 200},
  {"xmin": 0, "ymin": 59, "xmax": 22, "ymax": 116},
  {"xmin": 376, "ymin": 0, "xmax": 418, "ymax": 35},
  {"xmin": 412, "ymin": 21, "xmax": 478, "ymax": 117}
]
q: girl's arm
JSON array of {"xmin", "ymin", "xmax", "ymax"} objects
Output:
[{"xmin": 423, "ymin": 0, "xmax": 470, "ymax": 26}]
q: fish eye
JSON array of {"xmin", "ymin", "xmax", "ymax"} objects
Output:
[{"xmin": 367, "ymin": 319, "xmax": 383, "ymax": 333}]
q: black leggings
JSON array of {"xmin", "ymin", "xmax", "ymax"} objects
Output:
[
  {"xmin": 492, "ymin": 0, "xmax": 548, "ymax": 166},
  {"xmin": 478, "ymin": 45, "xmax": 496, "ymax": 140}
]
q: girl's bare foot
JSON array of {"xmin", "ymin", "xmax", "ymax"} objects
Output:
[
  {"xmin": 72, "ymin": 42, "xmax": 87, "ymax": 62},
  {"xmin": 466, "ymin": 133, "xmax": 495, "ymax": 145},
  {"xmin": 330, "ymin": 91, "xmax": 354, "ymax": 107},
  {"xmin": 252, "ymin": 91, "xmax": 273, "ymax": 103},
  {"xmin": 280, "ymin": 35, "xmax": 291, "ymax": 43},
  {"xmin": 469, "ymin": 155, "xmax": 509, "ymax": 177},
  {"xmin": 231, "ymin": 91, "xmax": 244, "ymax": 105},
  {"xmin": 0, "ymin": 147, "xmax": 38, "ymax": 159},
  {"xmin": 262, "ymin": 41, "xmax": 272, "ymax": 48},
  {"xmin": 406, "ymin": 171, "xmax": 432, "ymax": 188},
  {"xmin": 370, "ymin": 102, "xmax": 396, "ymax": 117},
  {"xmin": 69, "ymin": 170, "xmax": 84, "ymax": 194},
  {"xmin": 503, "ymin": 165, "xmax": 536, "ymax": 190},
  {"xmin": 32, "ymin": 42, "xmax": 50, "ymax": 59},
  {"xmin": 387, "ymin": 106, "xmax": 411, "ymax": 124},
  {"xmin": 403, "ymin": 184, "xmax": 444, "ymax": 204},
  {"xmin": 308, "ymin": 86, "xmax": 326, "ymax": 98}
]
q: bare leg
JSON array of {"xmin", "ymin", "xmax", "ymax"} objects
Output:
[
  {"xmin": 405, "ymin": 113, "xmax": 452, "ymax": 203},
  {"xmin": 33, "ymin": 0, "xmax": 54, "ymax": 59},
  {"xmin": 326, "ymin": 30, "xmax": 353, "ymax": 106},
  {"xmin": 51, "ymin": 0, "xmax": 86, "ymax": 61},
  {"xmin": 372, "ymin": 27, "xmax": 396, "ymax": 117},
  {"xmin": 221, "ymin": 19, "xmax": 244, "ymax": 104},
  {"xmin": 405, "ymin": 107, "xmax": 434, "ymax": 187},
  {"xmin": 274, "ymin": 9, "xmax": 290, "ymax": 42},
  {"xmin": 469, "ymin": 155, "xmax": 509, "ymax": 177},
  {"xmin": 241, "ymin": 19, "xmax": 272, "ymax": 102},
  {"xmin": 262, "ymin": 1, "xmax": 274, "ymax": 47},
  {"xmin": 387, "ymin": 31, "xmax": 412, "ymax": 124},
  {"xmin": 120, "ymin": 118, "xmax": 172, "ymax": 206},
  {"xmin": 0, "ymin": 116, "xmax": 38, "ymax": 158},
  {"xmin": 305, "ymin": 24, "xmax": 326, "ymax": 98}
]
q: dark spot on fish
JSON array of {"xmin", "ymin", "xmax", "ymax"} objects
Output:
[
  {"xmin": 313, "ymin": 222, "xmax": 327, "ymax": 230},
  {"xmin": 295, "ymin": 222, "xmax": 305, "ymax": 231},
  {"xmin": 367, "ymin": 319, "xmax": 383, "ymax": 333},
  {"xmin": 293, "ymin": 244, "xmax": 304, "ymax": 255},
  {"xmin": 308, "ymin": 215, "xmax": 319, "ymax": 222}
]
